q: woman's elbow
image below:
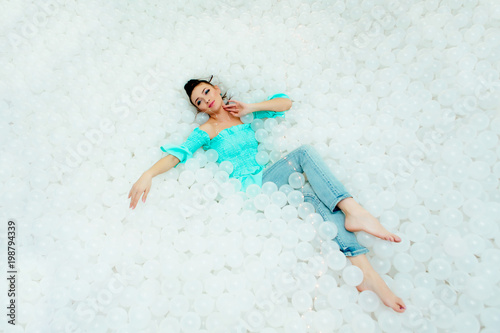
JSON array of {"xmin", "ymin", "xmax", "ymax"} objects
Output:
[{"xmin": 284, "ymin": 98, "xmax": 292, "ymax": 111}]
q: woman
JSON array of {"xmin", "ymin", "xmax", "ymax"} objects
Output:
[{"xmin": 128, "ymin": 77, "xmax": 406, "ymax": 312}]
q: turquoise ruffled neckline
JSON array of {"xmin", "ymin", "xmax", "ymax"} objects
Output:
[{"xmin": 195, "ymin": 123, "xmax": 250, "ymax": 142}]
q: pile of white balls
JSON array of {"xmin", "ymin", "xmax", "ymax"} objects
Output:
[{"xmin": 1, "ymin": 0, "xmax": 499, "ymax": 332}]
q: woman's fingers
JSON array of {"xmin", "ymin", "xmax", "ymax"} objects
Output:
[
  {"xmin": 223, "ymin": 104, "xmax": 237, "ymax": 110},
  {"xmin": 130, "ymin": 189, "xmax": 142, "ymax": 209}
]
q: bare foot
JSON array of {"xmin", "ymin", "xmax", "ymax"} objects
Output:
[
  {"xmin": 338, "ymin": 198, "xmax": 401, "ymax": 242},
  {"xmin": 356, "ymin": 270, "xmax": 406, "ymax": 313},
  {"xmin": 350, "ymin": 255, "xmax": 406, "ymax": 313}
]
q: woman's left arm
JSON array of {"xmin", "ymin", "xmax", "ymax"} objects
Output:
[{"xmin": 223, "ymin": 97, "xmax": 292, "ymax": 117}]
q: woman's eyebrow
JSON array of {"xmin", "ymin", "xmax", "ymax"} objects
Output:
[{"xmin": 194, "ymin": 88, "xmax": 207, "ymax": 104}]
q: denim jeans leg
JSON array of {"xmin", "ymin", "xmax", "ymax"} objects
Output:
[
  {"xmin": 302, "ymin": 184, "xmax": 368, "ymax": 257},
  {"xmin": 262, "ymin": 145, "xmax": 352, "ymax": 212}
]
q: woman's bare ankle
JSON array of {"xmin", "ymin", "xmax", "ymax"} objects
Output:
[{"xmin": 337, "ymin": 197, "xmax": 361, "ymax": 215}]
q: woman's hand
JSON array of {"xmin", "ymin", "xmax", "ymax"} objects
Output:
[
  {"xmin": 128, "ymin": 172, "xmax": 152, "ymax": 209},
  {"xmin": 222, "ymin": 100, "xmax": 253, "ymax": 118}
]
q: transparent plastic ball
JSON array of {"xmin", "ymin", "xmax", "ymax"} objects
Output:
[
  {"xmin": 288, "ymin": 172, "xmax": 305, "ymax": 188},
  {"xmin": 342, "ymin": 265, "xmax": 363, "ymax": 286},
  {"xmin": 318, "ymin": 222, "xmax": 338, "ymax": 240},
  {"xmin": 261, "ymin": 182, "xmax": 278, "ymax": 195},
  {"xmin": 410, "ymin": 242, "xmax": 432, "ymax": 262},
  {"xmin": 295, "ymin": 242, "xmax": 314, "ymax": 260},
  {"xmin": 326, "ymin": 251, "xmax": 347, "ymax": 271},
  {"xmin": 287, "ymin": 190, "xmax": 304, "ymax": 207},
  {"xmin": 195, "ymin": 112, "xmax": 209, "ymax": 124},
  {"xmin": 480, "ymin": 307, "xmax": 500, "ymax": 329},
  {"xmin": 373, "ymin": 241, "xmax": 394, "ymax": 259},
  {"xmin": 393, "ymin": 253, "xmax": 415, "ymax": 273},
  {"xmin": 406, "ymin": 223, "xmax": 427, "ymax": 242},
  {"xmin": 180, "ymin": 312, "xmax": 201, "ymax": 332},
  {"xmin": 241, "ymin": 112, "xmax": 254, "ymax": 124},
  {"xmin": 271, "ymin": 191, "xmax": 288, "ymax": 207},
  {"xmin": 408, "ymin": 205, "xmax": 430, "ymax": 224},
  {"xmin": 106, "ymin": 307, "xmax": 128, "ymax": 330},
  {"xmin": 194, "ymin": 294, "xmax": 214, "ymax": 316},
  {"xmin": 296, "ymin": 223, "xmax": 316, "ymax": 242},
  {"xmin": 351, "ymin": 313, "xmax": 375, "ymax": 333},
  {"xmin": 182, "ymin": 279, "xmax": 203, "ymax": 299},
  {"xmin": 179, "ymin": 170, "xmax": 195, "ymax": 187},
  {"xmin": 378, "ymin": 309, "xmax": 402, "ymax": 333},
  {"xmin": 317, "ymin": 275, "xmax": 338, "ymax": 295},
  {"xmin": 280, "ymin": 230, "xmax": 298, "ymax": 248},
  {"xmin": 254, "ymin": 194, "xmax": 270, "ymax": 211},
  {"xmin": 428, "ymin": 259, "xmax": 452, "ymax": 280},
  {"xmin": 292, "ymin": 290, "xmax": 312, "ymax": 312},
  {"xmin": 281, "ymin": 205, "xmax": 298, "ymax": 221},
  {"xmin": 69, "ymin": 280, "xmax": 90, "ymax": 301},
  {"xmin": 246, "ymin": 184, "xmax": 261, "ymax": 198},
  {"xmin": 466, "ymin": 277, "xmax": 492, "ymax": 301},
  {"xmin": 279, "ymin": 184, "xmax": 294, "ymax": 195},
  {"xmin": 205, "ymin": 149, "xmax": 219, "ymax": 163},
  {"xmin": 129, "ymin": 305, "xmax": 151, "ymax": 330},
  {"xmin": 219, "ymin": 161, "xmax": 234, "ymax": 175},
  {"xmin": 357, "ymin": 290, "xmax": 380, "ymax": 312},
  {"xmin": 453, "ymin": 312, "xmax": 480, "ymax": 333},
  {"xmin": 264, "ymin": 204, "xmax": 282, "ymax": 220},
  {"xmin": 298, "ymin": 202, "xmax": 315, "ymax": 219},
  {"xmin": 255, "ymin": 151, "xmax": 269, "ymax": 165},
  {"xmin": 255, "ymin": 129, "xmax": 269, "ymax": 142}
]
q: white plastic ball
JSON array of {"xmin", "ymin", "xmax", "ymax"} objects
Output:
[
  {"xmin": 261, "ymin": 182, "xmax": 278, "ymax": 195},
  {"xmin": 292, "ymin": 290, "xmax": 312, "ymax": 312},
  {"xmin": 351, "ymin": 313, "xmax": 375, "ymax": 333},
  {"xmin": 378, "ymin": 310, "xmax": 402, "ymax": 333},
  {"xmin": 318, "ymin": 222, "xmax": 338, "ymax": 240},
  {"xmin": 357, "ymin": 290, "xmax": 380, "ymax": 312},
  {"xmin": 342, "ymin": 265, "xmax": 363, "ymax": 286},
  {"xmin": 393, "ymin": 253, "xmax": 415, "ymax": 273},
  {"xmin": 180, "ymin": 312, "xmax": 201, "ymax": 332},
  {"xmin": 326, "ymin": 251, "xmax": 347, "ymax": 271},
  {"xmin": 428, "ymin": 259, "xmax": 452, "ymax": 280},
  {"xmin": 296, "ymin": 223, "xmax": 316, "ymax": 242},
  {"xmin": 287, "ymin": 190, "xmax": 304, "ymax": 207},
  {"xmin": 373, "ymin": 241, "xmax": 394, "ymax": 259},
  {"xmin": 298, "ymin": 202, "xmax": 315, "ymax": 218},
  {"xmin": 271, "ymin": 191, "xmax": 288, "ymax": 207},
  {"xmin": 295, "ymin": 242, "xmax": 314, "ymax": 260},
  {"xmin": 288, "ymin": 172, "xmax": 305, "ymax": 188},
  {"xmin": 453, "ymin": 312, "xmax": 480, "ymax": 333},
  {"xmin": 255, "ymin": 151, "xmax": 269, "ymax": 165},
  {"xmin": 219, "ymin": 161, "xmax": 234, "ymax": 175},
  {"xmin": 254, "ymin": 194, "xmax": 270, "ymax": 211},
  {"xmin": 205, "ymin": 149, "xmax": 219, "ymax": 162}
]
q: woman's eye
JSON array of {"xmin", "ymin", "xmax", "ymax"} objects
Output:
[
  {"xmin": 197, "ymin": 101, "xmax": 201, "ymax": 106},
  {"xmin": 205, "ymin": 89, "xmax": 210, "ymax": 94}
]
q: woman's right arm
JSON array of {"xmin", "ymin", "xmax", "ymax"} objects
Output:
[{"xmin": 128, "ymin": 154, "xmax": 180, "ymax": 209}]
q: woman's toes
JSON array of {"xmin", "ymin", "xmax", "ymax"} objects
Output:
[{"xmin": 392, "ymin": 298, "xmax": 406, "ymax": 313}]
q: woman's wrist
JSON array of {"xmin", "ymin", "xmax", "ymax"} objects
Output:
[
  {"xmin": 246, "ymin": 103, "xmax": 258, "ymax": 115},
  {"xmin": 143, "ymin": 170, "xmax": 154, "ymax": 178}
]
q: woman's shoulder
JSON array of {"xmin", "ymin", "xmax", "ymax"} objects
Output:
[{"xmin": 199, "ymin": 121, "xmax": 216, "ymax": 140}]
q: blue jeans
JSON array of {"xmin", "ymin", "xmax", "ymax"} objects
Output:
[{"xmin": 262, "ymin": 145, "xmax": 368, "ymax": 257}]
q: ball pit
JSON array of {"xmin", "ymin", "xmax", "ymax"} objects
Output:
[{"xmin": 2, "ymin": 0, "xmax": 499, "ymax": 332}]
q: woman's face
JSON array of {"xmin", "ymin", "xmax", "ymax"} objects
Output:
[{"xmin": 190, "ymin": 83, "xmax": 222, "ymax": 113}]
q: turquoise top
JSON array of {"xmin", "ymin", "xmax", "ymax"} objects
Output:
[{"xmin": 160, "ymin": 93, "xmax": 290, "ymax": 191}]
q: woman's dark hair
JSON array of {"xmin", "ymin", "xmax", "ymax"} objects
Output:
[{"xmin": 184, "ymin": 75, "xmax": 228, "ymax": 108}]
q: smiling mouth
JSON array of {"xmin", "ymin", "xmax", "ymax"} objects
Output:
[{"xmin": 209, "ymin": 101, "xmax": 215, "ymax": 108}]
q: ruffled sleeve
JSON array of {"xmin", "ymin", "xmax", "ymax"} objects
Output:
[
  {"xmin": 253, "ymin": 93, "xmax": 291, "ymax": 119},
  {"xmin": 160, "ymin": 127, "xmax": 210, "ymax": 165}
]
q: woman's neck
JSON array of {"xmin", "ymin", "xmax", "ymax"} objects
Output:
[{"xmin": 210, "ymin": 108, "xmax": 230, "ymax": 122}]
